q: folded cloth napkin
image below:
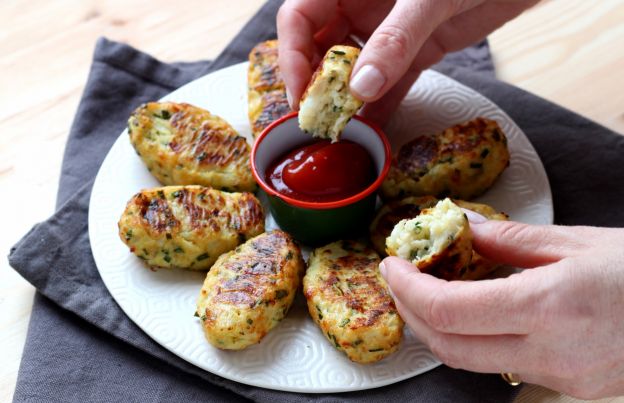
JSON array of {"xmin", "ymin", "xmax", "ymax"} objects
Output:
[{"xmin": 9, "ymin": 0, "xmax": 624, "ymax": 402}]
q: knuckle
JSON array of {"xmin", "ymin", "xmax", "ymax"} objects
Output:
[
  {"xmin": 429, "ymin": 336, "xmax": 460, "ymax": 368},
  {"xmin": 370, "ymin": 25, "xmax": 412, "ymax": 61},
  {"xmin": 276, "ymin": 4, "xmax": 289, "ymax": 25},
  {"xmin": 495, "ymin": 221, "xmax": 534, "ymax": 245},
  {"xmin": 426, "ymin": 288, "xmax": 454, "ymax": 332}
]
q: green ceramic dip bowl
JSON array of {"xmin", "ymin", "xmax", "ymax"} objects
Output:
[{"xmin": 251, "ymin": 112, "xmax": 391, "ymax": 245}]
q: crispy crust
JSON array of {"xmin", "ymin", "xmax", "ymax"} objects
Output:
[
  {"xmin": 247, "ymin": 40, "xmax": 291, "ymax": 138},
  {"xmin": 117, "ymin": 185, "xmax": 264, "ymax": 270},
  {"xmin": 196, "ymin": 230, "xmax": 304, "ymax": 350},
  {"xmin": 128, "ymin": 102, "xmax": 256, "ymax": 192},
  {"xmin": 304, "ymin": 240, "xmax": 404, "ymax": 363},
  {"xmin": 381, "ymin": 118, "xmax": 510, "ymax": 200}
]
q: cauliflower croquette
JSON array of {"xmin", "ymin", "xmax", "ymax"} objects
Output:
[
  {"xmin": 128, "ymin": 102, "xmax": 256, "ymax": 192},
  {"xmin": 298, "ymin": 45, "xmax": 363, "ymax": 142},
  {"xmin": 381, "ymin": 118, "xmax": 510, "ymax": 200},
  {"xmin": 196, "ymin": 230, "xmax": 304, "ymax": 350},
  {"xmin": 371, "ymin": 196, "xmax": 509, "ymax": 280},
  {"xmin": 304, "ymin": 240, "xmax": 404, "ymax": 363},
  {"xmin": 386, "ymin": 198, "xmax": 472, "ymax": 280},
  {"xmin": 118, "ymin": 185, "xmax": 264, "ymax": 270},
  {"xmin": 247, "ymin": 40, "xmax": 291, "ymax": 138}
]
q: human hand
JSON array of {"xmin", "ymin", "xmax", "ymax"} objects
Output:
[
  {"xmin": 380, "ymin": 213, "xmax": 624, "ymax": 399},
  {"xmin": 276, "ymin": 0, "xmax": 539, "ymax": 126}
]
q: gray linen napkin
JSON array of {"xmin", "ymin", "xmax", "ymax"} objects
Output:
[{"xmin": 9, "ymin": 0, "xmax": 624, "ymax": 402}]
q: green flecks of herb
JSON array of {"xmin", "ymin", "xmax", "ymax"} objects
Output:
[
  {"xmin": 172, "ymin": 190, "xmax": 181, "ymax": 198},
  {"xmin": 166, "ymin": 233, "xmax": 172, "ymax": 240},
  {"xmin": 448, "ymin": 234, "xmax": 455, "ymax": 242},
  {"xmin": 200, "ymin": 314, "xmax": 207, "ymax": 321},
  {"xmin": 163, "ymin": 255, "xmax": 171, "ymax": 263},
  {"xmin": 197, "ymin": 152, "xmax": 207, "ymax": 162},
  {"xmin": 275, "ymin": 289, "xmax": 288, "ymax": 300},
  {"xmin": 413, "ymin": 221, "xmax": 422, "ymax": 233},
  {"xmin": 197, "ymin": 253, "xmax": 209, "ymax": 261},
  {"xmin": 331, "ymin": 50, "xmax": 346, "ymax": 55},
  {"xmin": 480, "ymin": 148, "xmax": 490, "ymax": 158},
  {"xmin": 342, "ymin": 59, "xmax": 351, "ymax": 65},
  {"xmin": 409, "ymin": 249, "xmax": 420, "ymax": 261},
  {"xmin": 440, "ymin": 156, "xmax": 454, "ymax": 164},
  {"xmin": 339, "ymin": 318, "xmax": 350, "ymax": 328},
  {"xmin": 333, "ymin": 284, "xmax": 344, "ymax": 296},
  {"xmin": 285, "ymin": 251, "xmax": 293, "ymax": 261},
  {"xmin": 159, "ymin": 110, "xmax": 171, "ymax": 119},
  {"xmin": 125, "ymin": 229, "xmax": 133, "ymax": 241},
  {"xmin": 174, "ymin": 246, "xmax": 184, "ymax": 253},
  {"xmin": 127, "ymin": 123, "xmax": 133, "ymax": 134},
  {"xmin": 246, "ymin": 318, "xmax": 253, "ymax": 325},
  {"xmin": 470, "ymin": 162, "xmax": 483, "ymax": 169},
  {"xmin": 327, "ymin": 332, "xmax": 341, "ymax": 349},
  {"xmin": 368, "ymin": 348, "xmax": 384, "ymax": 352},
  {"xmin": 193, "ymin": 311, "xmax": 200, "ymax": 317},
  {"xmin": 137, "ymin": 255, "xmax": 147, "ymax": 260},
  {"xmin": 332, "ymin": 104, "xmax": 343, "ymax": 113},
  {"xmin": 340, "ymin": 241, "xmax": 359, "ymax": 253},
  {"xmin": 157, "ymin": 190, "xmax": 165, "ymax": 199},
  {"xmin": 142, "ymin": 248, "xmax": 149, "ymax": 256},
  {"xmin": 353, "ymin": 339, "xmax": 363, "ymax": 346},
  {"xmin": 315, "ymin": 304, "xmax": 324, "ymax": 320}
]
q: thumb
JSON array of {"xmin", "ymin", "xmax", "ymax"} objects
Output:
[
  {"xmin": 465, "ymin": 210, "xmax": 585, "ymax": 268},
  {"xmin": 349, "ymin": 0, "xmax": 448, "ymax": 101}
]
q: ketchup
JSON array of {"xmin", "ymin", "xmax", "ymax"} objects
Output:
[{"xmin": 266, "ymin": 140, "xmax": 375, "ymax": 203}]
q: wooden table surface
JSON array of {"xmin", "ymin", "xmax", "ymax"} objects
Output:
[{"xmin": 1, "ymin": 0, "xmax": 623, "ymax": 401}]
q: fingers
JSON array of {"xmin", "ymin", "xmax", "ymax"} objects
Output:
[
  {"xmin": 380, "ymin": 256, "xmax": 552, "ymax": 335},
  {"xmin": 394, "ymin": 297, "xmax": 528, "ymax": 373},
  {"xmin": 467, "ymin": 217, "xmax": 586, "ymax": 268},
  {"xmin": 277, "ymin": 0, "xmax": 339, "ymax": 109},
  {"xmin": 350, "ymin": 0, "xmax": 450, "ymax": 101}
]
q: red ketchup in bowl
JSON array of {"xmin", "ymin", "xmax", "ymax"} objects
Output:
[{"xmin": 266, "ymin": 140, "xmax": 375, "ymax": 203}]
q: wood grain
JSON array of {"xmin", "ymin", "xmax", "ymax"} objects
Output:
[{"xmin": 1, "ymin": 0, "xmax": 622, "ymax": 402}]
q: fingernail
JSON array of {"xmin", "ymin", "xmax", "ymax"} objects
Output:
[
  {"xmin": 379, "ymin": 261, "xmax": 387, "ymax": 279},
  {"xmin": 350, "ymin": 65, "xmax": 385, "ymax": 99},
  {"xmin": 286, "ymin": 88, "xmax": 294, "ymax": 109},
  {"xmin": 462, "ymin": 208, "xmax": 488, "ymax": 224}
]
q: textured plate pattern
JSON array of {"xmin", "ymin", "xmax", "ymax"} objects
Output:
[{"xmin": 89, "ymin": 64, "xmax": 552, "ymax": 393}]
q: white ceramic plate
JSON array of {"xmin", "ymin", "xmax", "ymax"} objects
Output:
[{"xmin": 89, "ymin": 62, "xmax": 553, "ymax": 393}]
